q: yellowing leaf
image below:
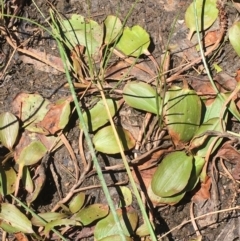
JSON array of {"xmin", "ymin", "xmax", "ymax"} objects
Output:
[
  {"xmin": 229, "ymin": 21, "xmax": 240, "ymax": 57},
  {"xmin": 94, "ymin": 207, "xmax": 138, "ymax": 240},
  {"xmin": 80, "ymin": 99, "xmax": 119, "ymax": 132},
  {"xmin": 185, "ymin": 0, "xmax": 218, "ymax": 40},
  {"xmin": 74, "ymin": 204, "xmax": 109, "ymax": 225},
  {"xmin": 58, "ymin": 14, "xmax": 103, "ymax": 56},
  {"xmin": 69, "ymin": 192, "xmax": 86, "ymax": 213},
  {"xmin": 93, "ymin": 126, "xmax": 135, "ymax": 154},
  {"xmin": 0, "ymin": 203, "xmax": 34, "ymax": 233},
  {"xmin": 0, "ymin": 112, "xmax": 19, "ymax": 150},
  {"xmin": 104, "ymin": 15, "xmax": 122, "ymax": 44},
  {"xmin": 12, "ymin": 93, "xmax": 50, "ymax": 134},
  {"xmin": 16, "ymin": 140, "xmax": 47, "ymax": 166}
]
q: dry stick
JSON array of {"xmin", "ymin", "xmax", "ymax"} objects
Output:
[
  {"xmin": 142, "ymin": 115, "xmax": 158, "ymax": 149},
  {"xmin": 49, "ymin": 162, "xmax": 62, "ymax": 199},
  {"xmin": 73, "ymin": 180, "xmax": 128, "ymax": 194},
  {"xmin": 86, "ymin": 163, "xmax": 129, "ymax": 178},
  {"xmin": 0, "ymin": 26, "xmax": 65, "ymax": 73},
  {"xmin": 0, "ymin": 47, "xmax": 17, "ymax": 81},
  {"xmin": 134, "ymin": 112, "xmax": 152, "ymax": 155},
  {"xmin": 160, "ymin": 205, "xmax": 240, "ymax": 239},
  {"xmin": 190, "ymin": 202, "xmax": 201, "ymax": 238},
  {"xmin": 154, "ymin": 129, "xmax": 167, "ymax": 148},
  {"xmin": 219, "ymin": 157, "xmax": 240, "ymax": 206},
  {"xmin": 0, "ymin": 27, "xmax": 43, "ymax": 81},
  {"xmin": 166, "ymin": 28, "xmax": 225, "ymax": 83},
  {"xmin": 219, "ymin": 158, "xmax": 237, "ymax": 190},
  {"xmin": 60, "ymin": 133, "xmax": 80, "ymax": 181},
  {"xmin": 79, "ymin": 130, "xmax": 88, "ymax": 169}
]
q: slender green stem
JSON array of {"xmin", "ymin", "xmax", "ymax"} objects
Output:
[
  {"xmin": 193, "ymin": 0, "xmax": 219, "ymax": 94},
  {"xmin": 97, "ymin": 81, "xmax": 157, "ymax": 241},
  {"xmin": 56, "ymin": 40, "xmax": 126, "ymax": 241}
]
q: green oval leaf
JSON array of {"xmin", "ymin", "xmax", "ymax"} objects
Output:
[
  {"xmin": 94, "ymin": 207, "xmax": 138, "ymax": 240},
  {"xmin": 44, "ymin": 219, "xmax": 80, "ymax": 236},
  {"xmin": 69, "ymin": 192, "xmax": 86, "ymax": 213},
  {"xmin": 190, "ymin": 117, "xmax": 223, "ymax": 157},
  {"xmin": 16, "ymin": 140, "xmax": 47, "ymax": 166},
  {"xmin": 229, "ymin": 21, "xmax": 240, "ymax": 57},
  {"xmin": 22, "ymin": 166, "xmax": 34, "ymax": 193},
  {"xmin": 104, "ymin": 15, "xmax": 122, "ymax": 44},
  {"xmin": 59, "ymin": 14, "xmax": 103, "ymax": 55},
  {"xmin": 151, "ymin": 151, "xmax": 193, "ymax": 197},
  {"xmin": 184, "ymin": 155, "xmax": 205, "ymax": 192},
  {"xmin": 31, "ymin": 212, "xmax": 68, "ymax": 227},
  {"xmin": 74, "ymin": 204, "xmax": 109, "ymax": 226},
  {"xmin": 116, "ymin": 25, "xmax": 150, "ymax": 56},
  {"xmin": 93, "ymin": 126, "xmax": 135, "ymax": 154},
  {"xmin": 0, "ymin": 203, "xmax": 34, "ymax": 233},
  {"xmin": 80, "ymin": 99, "xmax": 119, "ymax": 132},
  {"xmin": 0, "ymin": 112, "xmax": 19, "ymax": 150},
  {"xmin": 123, "ymin": 81, "xmax": 161, "ymax": 114},
  {"xmin": 0, "ymin": 165, "xmax": 17, "ymax": 195},
  {"xmin": 185, "ymin": 0, "xmax": 218, "ymax": 39},
  {"xmin": 164, "ymin": 86, "xmax": 201, "ymax": 146},
  {"xmin": 119, "ymin": 186, "xmax": 132, "ymax": 207},
  {"xmin": 148, "ymin": 184, "xmax": 186, "ymax": 206},
  {"xmin": 31, "ymin": 212, "xmax": 67, "ymax": 227}
]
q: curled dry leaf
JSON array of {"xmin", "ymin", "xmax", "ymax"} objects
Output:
[{"xmin": 216, "ymin": 141, "xmax": 240, "ymax": 180}]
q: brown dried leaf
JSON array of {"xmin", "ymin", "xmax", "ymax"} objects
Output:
[
  {"xmin": 105, "ymin": 60, "xmax": 153, "ymax": 81},
  {"xmin": 191, "ymin": 78, "xmax": 222, "ymax": 95},
  {"xmin": 215, "ymin": 72, "xmax": 237, "ymax": 91},
  {"xmin": 14, "ymin": 131, "xmax": 35, "ymax": 161},
  {"xmin": 37, "ymin": 99, "xmax": 71, "ymax": 135},
  {"xmin": 14, "ymin": 232, "xmax": 29, "ymax": 241},
  {"xmin": 132, "ymin": 167, "xmax": 157, "ymax": 190},
  {"xmin": 192, "ymin": 177, "xmax": 211, "ymax": 202},
  {"xmin": 203, "ymin": 30, "xmax": 220, "ymax": 48},
  {"xmin": 216, "ymin": 141, "xmax": 240, "ymax": 164},
  {"xmin": 131, "ymin": 146, "xmax": 173, "ymax": 189},
  {"xmin": 19, "ymin": 47, "xmax": 64, "ymax": 74},
  {"xmin": 216, "ymin": 141, "xmax": 240, "ymax": 180}
]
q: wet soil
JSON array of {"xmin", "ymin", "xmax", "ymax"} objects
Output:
[{"xmin": 1, "ymin": 0, "xmax": 240, "ymax": 241}]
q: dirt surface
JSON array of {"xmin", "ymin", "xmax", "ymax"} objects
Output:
[{"xmin": 1, "ymin": 0, "xmax": 240, "ymax": 241}]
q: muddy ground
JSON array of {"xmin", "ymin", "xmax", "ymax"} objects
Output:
[{"xmin": 0, "ymin": 0, "xmax": 240, "ymax": 240}]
